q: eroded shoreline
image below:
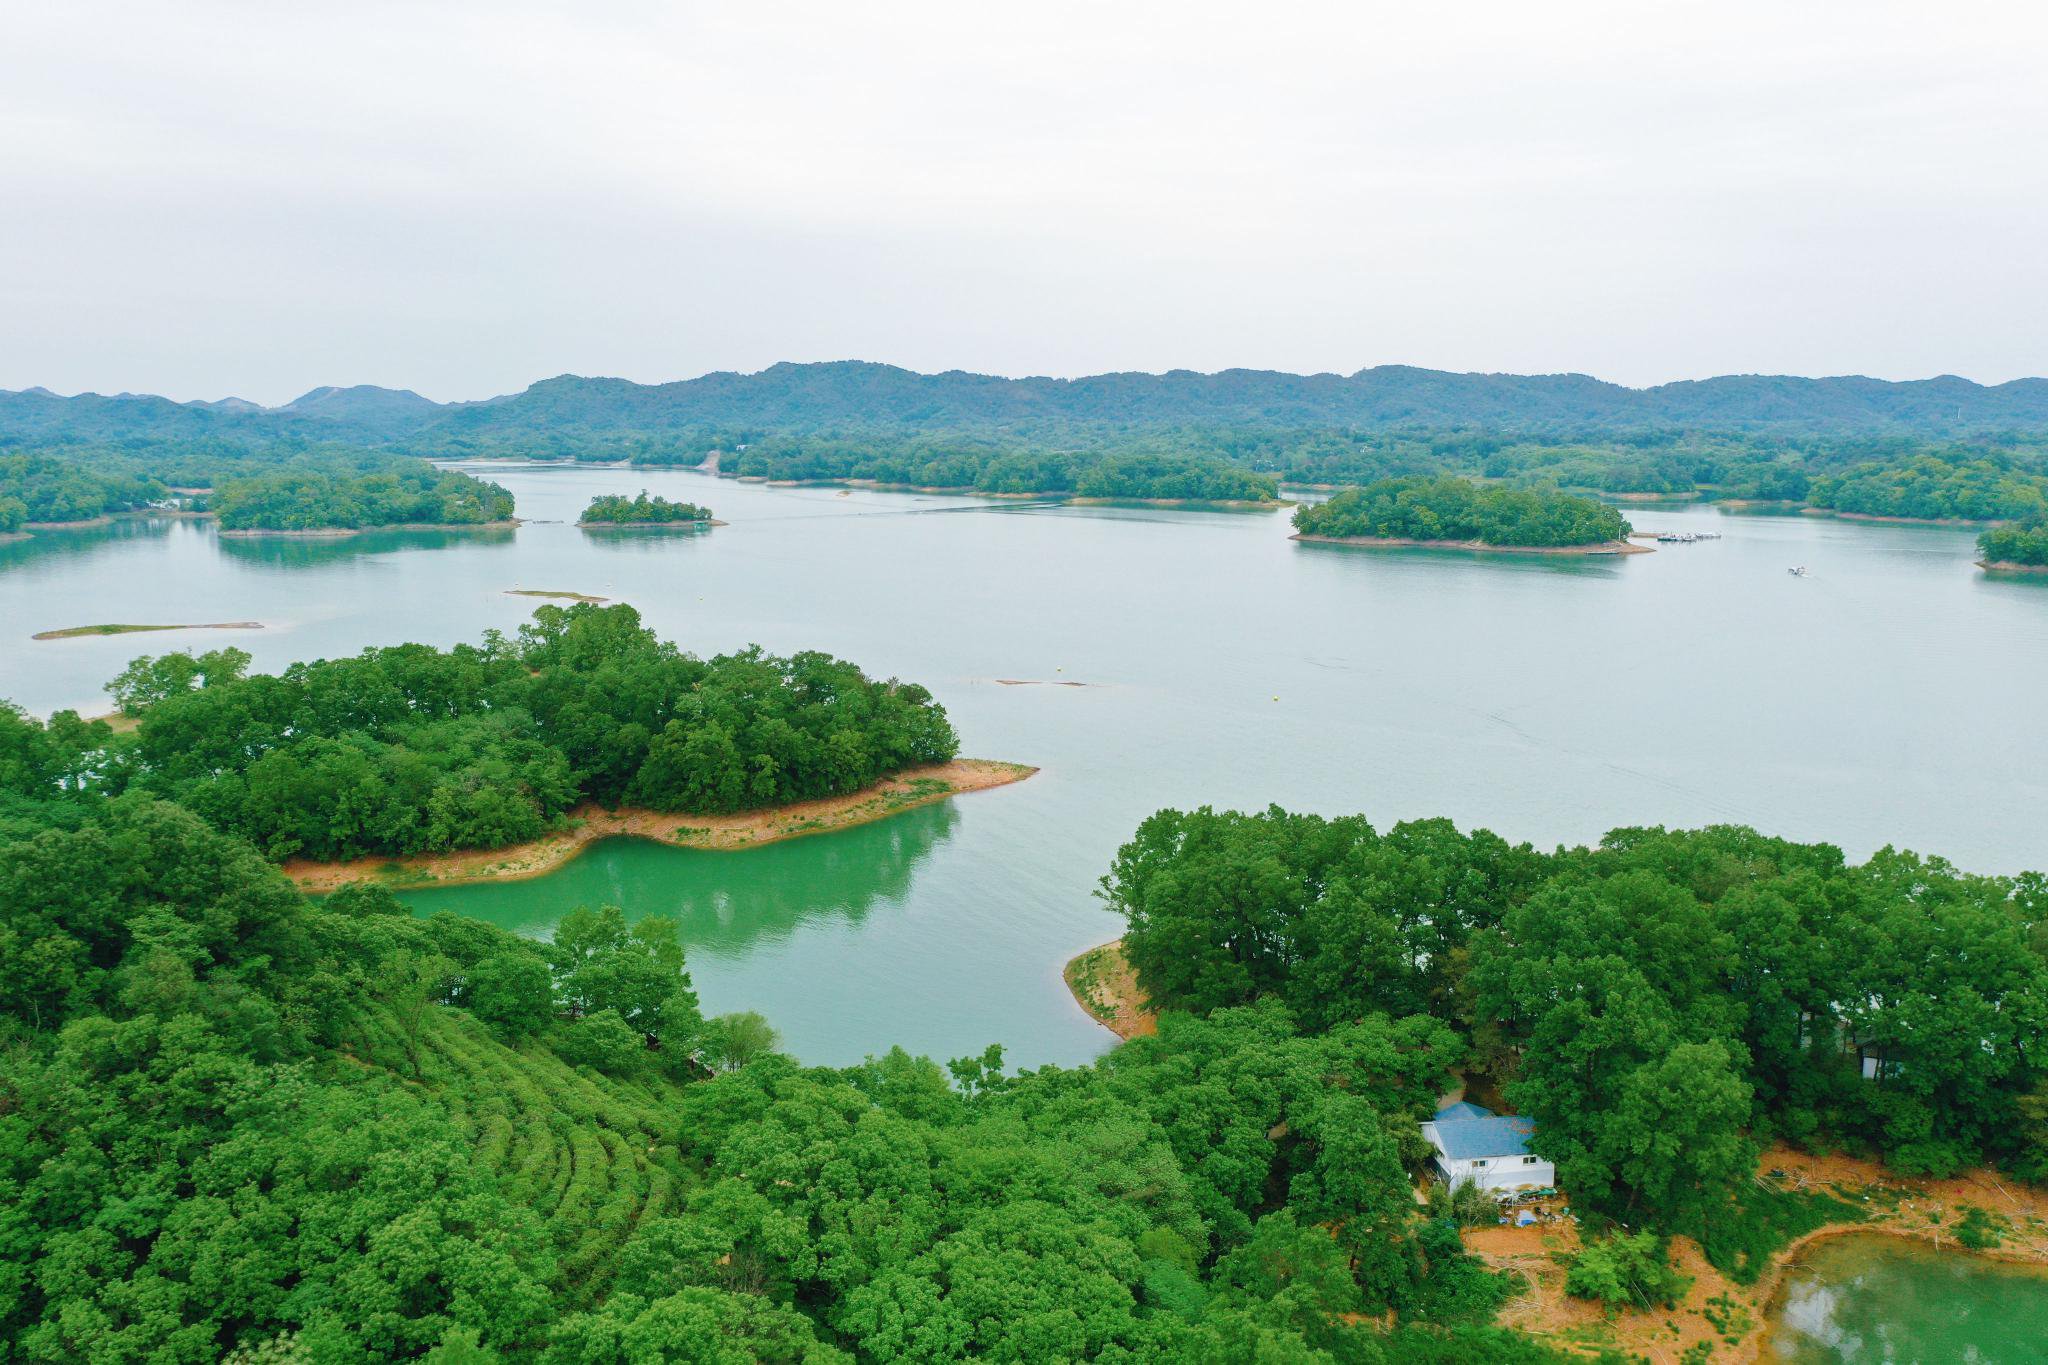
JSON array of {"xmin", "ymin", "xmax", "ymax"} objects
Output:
[
  {"xmin": 217, "ymin": 520, "xmax": 521, "ymax": 538},
  {"xmin": 1063, "ymin": 938, "xmax": 1157, "ymax": 1039},
  {"xmin": 283, "ymin": 758, "xmax": 1037, "ymax": 891},
  {"xmin": 1472, "ymin": 1144, "xmax": 2048, "ymax": 1362},
  {"xmin": 1291, "ymin": 533, "xmax": 1651, "ymax": 556}
]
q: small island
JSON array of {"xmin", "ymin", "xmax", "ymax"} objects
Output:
[
  {"xmin": 1978, "ymin": 516, "xmax": 2048, "ymax": 573},
  {"xmin": 1290, "ymin": 475, "xmax": 1641, "ymax": 553},
  {"xmin": 578, "ymin": 492, "xmax": 719, "ymax": 527}
]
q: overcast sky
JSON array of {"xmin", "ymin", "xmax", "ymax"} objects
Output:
[{"xmin": 4, "ymin": 1, "xmax": 2045, "ymax": 404}]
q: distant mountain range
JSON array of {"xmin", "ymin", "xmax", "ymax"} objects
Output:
[{"xmin": 7, "ymin": 362, "xmax": 2048, "ymax": 443}]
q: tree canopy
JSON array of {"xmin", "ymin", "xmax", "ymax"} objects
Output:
[
  {"xmin": 71, "ymin": 604, "xmax": 959, "ymax": 861},
  {"xmin": 1290, "ymin": 477, "xmax": 1631, "ymax": 547},
  {"xmin": 1980, "ymin": 514, "xmax": 2048, "ymax": 566},
  {"xmin": 212, "ymin": 463, "xmax": 514, "ymax": 531},
  {"xmin": 1803, "ymin": 452, "xmax": 2048, "ymax": 521},
  {"xmin": 579, "ymin": 493, "xmax": 713, "ymax": 525},
  {"xmin": 0, "ymin": 784, "xmax": 1554, "ymax": 1363},
  {"xmin": 1104, "ymin": 806, "xmax": 2048, "ymax": 1234}
]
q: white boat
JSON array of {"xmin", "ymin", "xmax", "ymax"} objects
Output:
[{"xmin": 1788, "ymin": 565, "xmax": 1809, "ymax": 577}]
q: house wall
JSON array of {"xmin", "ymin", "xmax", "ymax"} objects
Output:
[{"xmin": 1433, "ymin": 1152, "xmax": 1555, "ymax": 1192}]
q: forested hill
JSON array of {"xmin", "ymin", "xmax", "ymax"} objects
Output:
[{"xmin": 11, "ymin": 362, "xmax": 2048, "ymax": 444}]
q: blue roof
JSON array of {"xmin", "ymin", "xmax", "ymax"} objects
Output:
[
  {"xmin": 1433, "ymin": 1115, "xmax": 1537, "ymax": 1160},
  {"xmin": 1433, "ymin": 1101, "xmax": 1495, "ymax": 1122}
]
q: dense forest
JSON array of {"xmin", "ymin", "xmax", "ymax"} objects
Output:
[
  {"xmin": 580, "ymin": 493, "xmax": 714, "ymax": 525},
  {"xmin": 1802, "ymin": 452, "xmax": 2048, "ymax": 522},
  {"xmin": 727, "ymin": 435, "xmax": 1278, "ymax": 503},
  {"xmin": 87, "ymin": 605, "xmax": 957, "ymax": 861},
  {"xmin": 212, "ymin": 463, "xmax": 516, "ymax": 531},
  {"xmin": 1980, "ymin": 516, "xmax": 2048, "ymax": 566},
  {"xmin": 8, "ymin": 685, "xmax": 2045, "ymax": 1360},
  {"xmin": 1291, "ymin": 477, "xmax": 1632, "ymax": 547},
  {"xmin": 1103, "ymin": 806, "xmax": 2048, "ymax": 1236},
  {"xmin": 0, "ymin": 725, "xmax": 1566, "ymax": 1362},
  {"xmin": 0, "ymin": 453, "xmax": 166, "ymax": 524}
]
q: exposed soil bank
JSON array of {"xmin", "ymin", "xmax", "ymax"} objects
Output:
[
  {"xmin": 1291, "ymin": 533, "xmax": 1651, "ymax": 556},
  {"xmin": 282, "ymin": 758, "xmax": 1037, "ymax": 891},
  {"xmin": 726, "ymin": 476, "xmax": 1280, "ymax": 509},
  {"xmin": 1066, "ymin": 496, "xmax": 1286, "ymax": 511},
  {"xmin": 34, "ymin": 621, "xmax": 263, "ymax": 640},
  {"xmin": 217, "ymin": 520, "xmax": 521, "ymax": 538},
  {"xmin": 1063, "ymin": 938, "xmax": 1157, "ymax": 1040},
  {"xmin": 25, "ymin": 515, "xmax": 121, "ymax": 530},
  {"xmin": 576, "ymin": 519, "xmax": 726, "ymax": 529},
  {"xmin": 1475, "ymin": 1145, "xmax": 2048, "ymax": 1362},
  {"xmin": 1801, "ymin": 508, "xmax": 1997, "ymax": 527},
  {"xmin": 507, "ymin": 590, "xmax": 610, "ymax": 602},
  {"xmin": 1712, "ymin": 499, "xmax": 1807, "ymax": 513},
  {"xmin": 1979, "ymin": 559, "xmax": 2048, "ymax": 574}
]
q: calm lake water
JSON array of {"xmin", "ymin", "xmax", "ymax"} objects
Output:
[
  {"xmin": 1765, "ymin": 1234, "xmax": 2048, "ymax": 1362},
  {"xmin": 4, "ymin": 466, "xmax": 2046, "ymax": 1067}
]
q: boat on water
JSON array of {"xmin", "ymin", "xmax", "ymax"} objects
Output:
[{"xmin": 1788, "ymin": 565, "xmax": 1810, "ymax": 577}]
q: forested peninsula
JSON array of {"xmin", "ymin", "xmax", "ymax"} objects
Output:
[
  {"xmin": 1979, "ymin": 515, "xmax": 2048, "ymax": 570},
  {"xmin": 0, "ymin": 452, "xmax": 166, "ymax": 527},
  {"xmin": 1290, "ymin": 476, "xmax": 1637, "ymax": 552},
  {"xmin": 213, "ymin": 463, "xmax": 515, "ymax": 533},
  {"xmin": 579, "ymin": 492, "xmax": 716, "ymax": 527},
  {"xmin": 729, "ymin": 438, "xmax": 1281, "ymax": 505},
  {"xmin": 93, "ymin": 603, "xmax": 961, "ymax": 862},
  {"xmin": 1802, "ymin": 452, "xmax": 2048, "ymax": 523}
]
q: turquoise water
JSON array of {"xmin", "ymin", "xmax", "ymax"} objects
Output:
[
  {"xmin": 4, "ymin": 465, "xmax": 2046, "ymax": 1066},
  {"xmin": 1765, "ymin": 1234, "xmax": 2048, "ymax": 1362}
]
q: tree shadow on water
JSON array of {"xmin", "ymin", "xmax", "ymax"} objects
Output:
[{"xmin": 400, "ymin": 799, "xmax": 960, "ymax": 956}]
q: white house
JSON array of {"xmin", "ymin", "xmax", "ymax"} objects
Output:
[{"xmin": 1421, "ymin": 1101, "xmax": 1554, "ymax": 1194}]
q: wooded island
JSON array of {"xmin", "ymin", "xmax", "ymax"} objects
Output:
[{"xmin": 1291, "ymin": 475, "xmax": 1637, "ymax": 552}]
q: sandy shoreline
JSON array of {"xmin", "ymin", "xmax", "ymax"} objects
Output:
[
  {"xmin": 1979, "ymin": 559, "xmax": 2048, "ymax": 574},
  {"xmin": 281, "ymin": 758, "xmax": 1036, "ymax": 891},
  {"xmin": 217, "ymin": 520, "xmax": 521, "ymax": 539},
  {"xmin": 1063, "ymin": 938, "xmax": 1157, "ymax": 1039},
  {"xmin": 1291, "ymin": 533, "xmax": 1651, "ymax": 556}
]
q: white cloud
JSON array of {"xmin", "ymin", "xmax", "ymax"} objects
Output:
[{"xmin": 3, "ymin": 0, "xmax": 2044, "ymax": 402}]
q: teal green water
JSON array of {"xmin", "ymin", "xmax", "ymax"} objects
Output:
[
  {"xmin": 5, "ymin": 465, "xmax": 2047, "ymax": 1067},
  {"xmin": 1765, "ymin": 1234, "xmax": 2048, "ymax": 1362}
]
